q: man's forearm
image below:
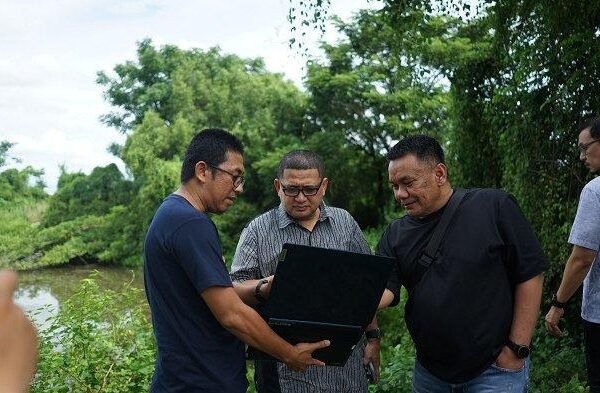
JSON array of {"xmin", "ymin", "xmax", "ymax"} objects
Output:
[
  {"xmin": 221, "ymin": 301, "xmax": 294, "ymax": 361},
  {"xmin": 555, "ymin": 246, "xmax": 597, "ymax": 303},
  {"xmin": 232, "ymin": 279, "xmax": 262, "ymax": 306},
  {"xmin": 202, "ymin": 286, "xmax": 327, "ymax": 372},
  {"xmin": 378, "ymin": 289, "xmax": 395, "ymax": 309},
  {"xmin": 204, "ymin": 286, "xmax": 297, "ymax": 362},
  {"xmin": 509, "ymin": 273, "xmax": 544, "ymax": 345},
  {"xmin": 556, "ymin": 260, "xmax": 592, "ymax": 303}
]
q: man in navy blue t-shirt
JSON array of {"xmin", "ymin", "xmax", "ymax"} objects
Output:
[{"xmin": 144, "ymin": 128, "xmax": 329, "ymax": 392}]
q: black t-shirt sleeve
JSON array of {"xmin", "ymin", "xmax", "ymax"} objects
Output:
[
  {"xmin": 497, "ymin": 193, "xmax": 549, "ymax": 283},
  {"xmin": 171, "ymin": 218, "xmax": 233, "ymax": 294},
  {"xmin": 376, "ymin": 224, "xmax": 401, "ymax": 307}
]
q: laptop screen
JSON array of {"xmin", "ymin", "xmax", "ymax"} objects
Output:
[{"xmin": 261, "ymin": 243, "xmax": 395, "ymax": 329}]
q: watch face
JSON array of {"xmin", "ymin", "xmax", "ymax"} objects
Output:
[{"xmin": 517, "ymin": 346, "xmax": 530, "ymax": 359}]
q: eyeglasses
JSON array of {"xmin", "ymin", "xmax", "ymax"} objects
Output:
[
  {"xmin": 579, "ymin": 139, "xmax": 600, "ymax": 154},
  {"xmin": 208, "ymin": 165, "xmax": 245, "ymax": 189},
  {"xmin": 280, "ymin": 179, "xmax": 323, "ymax": 197}
]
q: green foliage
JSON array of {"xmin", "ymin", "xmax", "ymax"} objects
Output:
[
  {"xmin": 287, "ymin": 0, "xmax": 332, "ymax": 51},
  {"xmin": 304, "ymin": 6, "xmax": 452, "ymax": 225},
  {"xmin": 0, "ymin": 167, "xmax": 46, "ymax": 201},
  {"xmin": 0, "ymin": 140, "xmax": 13, "ymax": 168},
  {"xmin": 9, "ymin": 40, "xmax": 311, "ymax": 269},
  {"xmin": 0, "ymin": 199, "xmax": 45, "ymax": 268},
  {"xmin": 99, "ymin": 39, "xmax": 310, "ymax": 212},
  {"xmin": 5, "ymin": 202, "xmax": 147, "ymax": 269},
  {"xmin": 212, "ymin": 199, "xmax": 260, "ymax": 265},
  {"xmin": 371, "ymin": 292, "xmax": 415, "ymax": 393},
  {"xmin": 0, "ymin": 159, "xmax": 49, "ymax": 269},
  {"xmin": 6, "ymin": 214, "xmax": 109, "ymax": 269},
  {"xmin": 0, "ymin": 141, "xmax": 46, "ymax": 201},
  {"xmin": 43, "ymin": 164, "xmax": 134, "ymax": 227},
  {"xmin": 32, "ymin": 275, "xmax": 155, "ymax": 392},
  {"xmin": 529, "ymin": 323, "xmax": 587, "ymax": 392},
  {"xmin": 87, "ymin": 39, "xmax": 313, "ymax": 266},
  {"xmin": 9, "ymin": 4, "xmax": 597, "ymax": 390}
]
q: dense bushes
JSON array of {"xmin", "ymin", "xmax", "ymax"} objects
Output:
[{"xmin": 32, "ymin": 275, "xmax": 155, "ymax": 392}]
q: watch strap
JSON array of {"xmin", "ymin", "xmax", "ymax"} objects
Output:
[
  {"xmin": 365, "ymin": 328, "xmax": 382, "ymax": 340},
  {"xmin": 551, "ymin": 294, "xmax": 568, "ymax": 308},
  {"xmin": 255, "ymin": 279, "xmax": 269, "ymax": 304},
  {"xmin": 506, "ymin": 339, "xmax": 530, "ymax": 359}
]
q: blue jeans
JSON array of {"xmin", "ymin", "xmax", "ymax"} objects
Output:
[{"xmin": 412, "ymin": 358, "xmax": 530, "ymax": 393}]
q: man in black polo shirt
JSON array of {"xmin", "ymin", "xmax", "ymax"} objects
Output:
[{"xmin": 377, "ymin": 135, "xmax": 547, "ymax": 391}]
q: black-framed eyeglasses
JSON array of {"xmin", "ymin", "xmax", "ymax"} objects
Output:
[
  {"xmin": 579, "ymin": 139, "xmax": 600, "ymax": 154},
  {"xmin": 280, "ymin": 179, "xmax": 323, "ymax": 197},
  {"xmin": 208, "ymin": 165, "xmax": 245, "ymax": 188}
]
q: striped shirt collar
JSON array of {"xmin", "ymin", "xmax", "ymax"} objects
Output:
[{"xmin": 275, "ymin": 202, "xmax": 332, "ymax": 229}]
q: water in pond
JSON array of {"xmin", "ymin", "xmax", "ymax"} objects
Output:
[{"xmin": 14, "ymin": 264, "xmax": 144, "ymax": 328}]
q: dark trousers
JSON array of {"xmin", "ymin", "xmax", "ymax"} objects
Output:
[
  {"xmin": 254, "ymin": 361, "xmax": 281, "ymax": 393},
  {"xmin": 584, "ymin": 319, "xmax": 600, "ymax": 393}
]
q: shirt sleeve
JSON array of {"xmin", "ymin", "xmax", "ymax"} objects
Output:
[
  {"xmin": 568, "ymin": 184, "xmax": 600, "ymax": 251},
  {"xmin": 376, "ymin": 224, "xmax": 401, "ymax": 307},
  {"xmin": 497, "ymin": 193, "xmax": 549, "ymax": 284},
  {"xmin": 230, "ymin": 222, "xmax": 262, "ymax": 282},
  {"xmin": 171, "ymin": 218, "xmax": 232, "ymax": 294}
]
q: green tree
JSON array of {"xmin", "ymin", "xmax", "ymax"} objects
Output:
[
  {"xmin": 290, "ymin": 1, "xmax": 595, "ymax": 390},
  {"xmin": 304, "ymin": 7, "xmax": 452, "ymax": 225},
  {"xmin": 0, "ymin": 142, "xmax": 46, "ymax": 202},
  {"xmin": 0, "ymin": 141, "xmax": 15, "ymax": 168},
  {"xmin": 42, "ymin": 164, "xmax": 134, "ymax": 227},
  {"xmin": 53, "ymin": 39, "xmax": 312, "ymax": 266},
  {"xmin": 10, "ymin": 41, "xmax": 315, "ymax": 269},
  {"xmin": 98, "ymin": 39, "xmax": 310, "ymax": 211}
]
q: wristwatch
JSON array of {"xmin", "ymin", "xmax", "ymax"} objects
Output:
[
  {"xmin": 506, "ymin": 339, "xmax": 530, "ymax": 359},
  {"xmin": 365, "ymin": 328, "xmax": 382, "ymax": 340},
  {"xmin": 254, "ymin": 278, "xmax": 269, "ymax": 303},
  {"xmin": 551, "ymin": 293, "xmax": 568, "ymax": 309}
]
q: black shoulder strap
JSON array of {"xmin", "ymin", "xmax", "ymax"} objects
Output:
[{"xmin": 410, "ymin": 188, "xmax": 466, "ymax": 292}]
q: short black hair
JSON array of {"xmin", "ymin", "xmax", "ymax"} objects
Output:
[
  {"xmin": 386, "ymin": 134, "xmax": 445, "ymax": 165},
  {"xmin": 180, "ymin": 128, "xmax": 244, "ymax": 183},
  {"xmin": 277, "ymin": 150, "xmax": 325, "ymax": 179},
  {"xmin": 578, "ymin": 117, "xmax": 600, "ymax": 139}
]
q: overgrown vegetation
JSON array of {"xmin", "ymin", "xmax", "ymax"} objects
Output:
[{"xmin": 31, "ymin": 275, "xmax": 155, "ymax": 392}]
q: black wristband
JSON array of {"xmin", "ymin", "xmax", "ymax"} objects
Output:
[
  {"xmin": 255, "ymin": 279, "xmax": 269, "ymax": 304},
  {"xmin": 365, "ymin": 328, "xmax": 382, "ymax": 340},
  {"xmin": 506, "ymin": 339, "xmax": 531, "ymax": 359},
  {"xmin": 551, "ymin": 294, "xmax": 568, "ymax": 309}
]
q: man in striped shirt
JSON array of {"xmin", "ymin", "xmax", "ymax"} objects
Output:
[{"xmin": 231, "ymin": 150, "xmax": 379, "ymax": 393}]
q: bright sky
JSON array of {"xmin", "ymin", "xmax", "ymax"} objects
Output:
[{"xmin": 0, "ymin": 0, "xmax": 375, "ymax": 193}]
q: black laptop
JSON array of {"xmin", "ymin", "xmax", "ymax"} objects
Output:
[{"xmin": 248, "ymin": 243, "xmax": 395, "ymax": 366}]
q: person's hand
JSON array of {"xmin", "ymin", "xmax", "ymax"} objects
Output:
[
  {"xmin": 363, "ymin": 339, "xmax": 381, "ymax": 383},
  {"xmin": 283, "ymin": 340, "xmax": 330, "ymax": 372},
  {"xmin": 545, "ymin": 306, "xmax": 565, "ymax": 337},
  {"xmin": 0, "ymin": 270, "xmax": 38, "ymax": 392},
  {"xmin": 261, "ymin": 275, "xmax": 275, "ymax": 299},
  {"xmin": 494, "ymin": 345, "xmax": 524, "ymax": 371}
]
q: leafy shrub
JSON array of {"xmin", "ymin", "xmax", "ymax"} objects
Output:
[
  {"xmin": 42, "ymin": 164, "xmax": 135, "ymax": 228},
  {"xmin": 32, "ymin": 274, "xmax": 155, "ymax": 392},
  {"xmin": 529, "ymin": 324, "xmax": 588, "ymax": 392},
  {"xmin": 0, "ymin": 199, "xmax": 46, "ymax": 268}
]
